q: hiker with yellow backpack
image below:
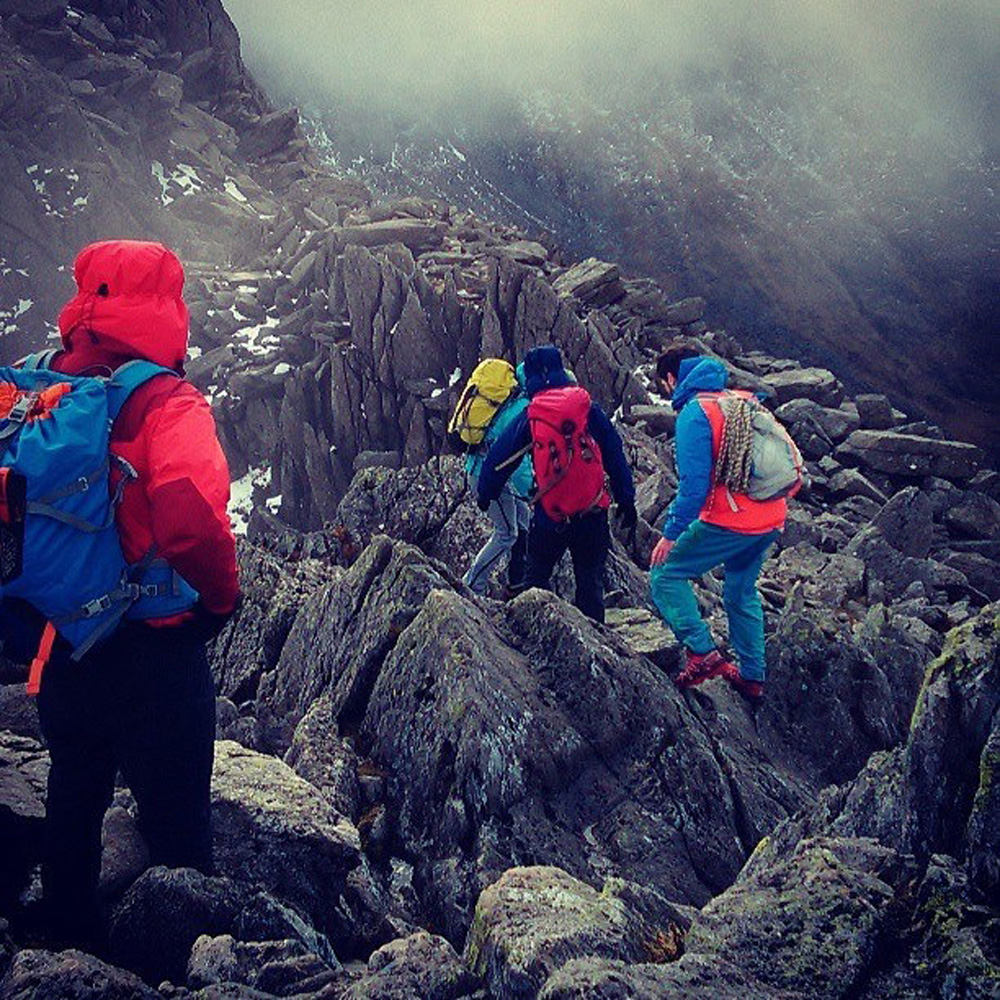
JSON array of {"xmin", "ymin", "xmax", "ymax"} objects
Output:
[
  {"xmin": 650, "ymin": 342, "xmax": 803, "ymax": 702},
  {"xmin": 477, "ymin": 345, "xmax": 636, "ymax": 624},
  {"xmin": 449, "ymin": 359, "xmax": 533, "ymax": 597}
]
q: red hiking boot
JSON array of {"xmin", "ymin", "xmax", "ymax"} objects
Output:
[
  {"xmin": 675, "ymin": 649, "xmax": 734, "ymax": 689},
  {"xmin": 718, "ymin": 661, "xmax": 765, "ymax": 702}
]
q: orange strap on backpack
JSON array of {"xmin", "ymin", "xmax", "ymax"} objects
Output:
[{"xmin": 26, "ymin": 621, "xmax": 57, "ymax": 696}]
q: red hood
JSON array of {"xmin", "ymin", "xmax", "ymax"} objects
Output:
[{"xmin": 57, "ymin": 240, "xmax": 189, "ymax": 369}]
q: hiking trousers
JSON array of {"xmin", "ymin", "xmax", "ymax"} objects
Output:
[
  {"xmin": 649, "ymin": 521, "xmax": 780, "ymax": 681},
  {"xmin": 36, "ymin": 620, "xmax": 216, "ymax": 951},
  {"xmin": 525, "ymin": 507, "xmax": 611, "ymax": 623},
  {"xmin": 464, "ymin": 475, "xmax": 530, "ymax": 595}
]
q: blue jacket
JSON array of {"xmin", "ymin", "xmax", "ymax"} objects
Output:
[
  {"xmin": 465, "ymin": 391, "xmax": 533, "ymax": 498},
  {"xmin": 661, "ymin": 356, "xmax": 729, "ymax": 540},
  {"xmin": 478, "ymin": 345, "xmax": 635, "ymax": 519}
]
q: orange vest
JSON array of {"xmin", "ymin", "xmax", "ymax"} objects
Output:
[{"xmin": 696, "ymin": 392, "xmax": 787, "ymax": 534}]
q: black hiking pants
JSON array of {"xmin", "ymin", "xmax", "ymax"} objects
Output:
[
  {"xmin": 525, "ymin": 507, "xmax": 611, "ymax": 623},
  {"xmin": 37, "ymin": 620, "xmax": 216, "ymax": 951}
]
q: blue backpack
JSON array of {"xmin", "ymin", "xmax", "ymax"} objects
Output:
[{"xmin": 0, "ymin": 351, "xmax": 197, "ymax": 689}]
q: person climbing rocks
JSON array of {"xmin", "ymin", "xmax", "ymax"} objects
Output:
[
  {"xmin": 12, "ymin": 240, "xmax": 240, "ymax": 952},
  {"xmin": 477, "ymin": 344, "xmax": 636, "ymax": 624},
  {"xmin": 649, "ymin": 342, "xmax": 787, "ymax": 701},
  {"xmin": 460, "ymin": 361, "xmax": 533, "ymax": 598}
]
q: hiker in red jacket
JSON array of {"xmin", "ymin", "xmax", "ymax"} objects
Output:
[{"xmin": 32, "ymin": 240, "xmax": 238, "ymax": 951}]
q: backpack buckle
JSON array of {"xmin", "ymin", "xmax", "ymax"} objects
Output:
[{"xmin": 81, "ymin": 594, "xmax": 114, "ymax": 617}]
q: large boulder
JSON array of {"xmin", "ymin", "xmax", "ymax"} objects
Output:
[
  {"xmin": 837, "ymin": 430, "xmax": 982, "ymax": 480},
  {"xmin": 108, "ymin": 866, "xmax": 245, "ymax": 986},
  {"xmin": 464, "ymin": 867, "xmax": 647, "ymax": 997},
  {"xmin": 764, "ymin": 367, "xmax": 843, "ymax": 407},
  {"xmin": 210, "ymin": 741, "xmax": 369, "ymax": 953},
  {"xmin": 0, "ymin": 949, "xmax": 159, "ymax": 999}
]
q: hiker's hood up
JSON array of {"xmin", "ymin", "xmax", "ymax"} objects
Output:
[
  {"xmin": 671, "ymin": 356, "xmax": 728, "ymax": 411},
  {"xmin": 57, "ymin": 240, "xmax": 189, "ymax": 371},
  {"xmin": 523, "ymin": 345, "xmax": 572, "ymax": 398}
]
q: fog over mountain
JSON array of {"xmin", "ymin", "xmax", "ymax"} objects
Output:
[{"xmin": 225, "ymin": 0, "xmax": 998, "ymax": 453}]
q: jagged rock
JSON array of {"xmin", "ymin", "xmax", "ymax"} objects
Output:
[
  {"xmin": 284, "ymin": 694, "xmax": 362, "ymax": 821},
  {"xmin": 0, "ymin": 732, "xmax": 47, "ymax": 912},
  {"xmin": 764, "ymin": 367, "xmax": 843, "ymax": 407},
  {"xmin": 494, "ymin": 239, "xmax": 549, "ymax": 265},
  {"xmin": 464, "ymin": 867, "xmax": 647, "ymax": 997},
  {"xmin": 341, "ymin": 931, "xmax": 480, "ymax": 999},
  {"xmin": 627, "ymin": 404, "xmax": 676, "ymax": 437},
  {"xmin": 855, "ymin": 393, "xmax": 897, "ymax": 429},
  {"xmin": 108, "ymin": 866, "xmax": 245, "ymax": 986},
  {"xmin": 766, "ymin": 543, "xmax": 865, "ymax": 609},
  {"xmin": 0, "ymin": 684, "xmax": 40, "ymax": 741},
  {"xmin": 870, "ymin": 486, "xmax": 935, "ymax": 558},
  {"xmin": 210, "ymin": 740, "xmax": 374, "ymax": 954},
  {"xmin": 186, "ymin": 934, "xmax": 335, "ymax": 992},
  {"xmin": 540, "ymin": 955, "xmax": 792, "ymax": 999},
  {"xmin": 685, "ymin": 838, "xmax": 902, "ymax": 999},
  {"xmin": 236, "ymin": 108, "xmax": 300, "ymax": 160},
  {"xmin": 209, "ymin": 543, "xmax": 337, "ymax": 704},
  {"xmin": 775, "ymin": 397, "xmax": 859, "ymax": 443},
  {"xmin": 661, "ymin": 296, "xmax": 706, "ymax": 326},
  {"xmin": 337, "ymin": 219, "xmax": 447, "ymax": 253},
  {"xmin": 0, "ymin": 948, "xmax": 160, "ymax": 999},
  {"xmin": 845, "ymin": 526, "xmax": 935, "ymax": 602},
  {"xmin": 944, "ymin": 490, "xmax": 1000, "ymax": 540},
  {"xmin": 258, "ymin": 536, "xmax": 458, "ymax": 747},
  {"xmin": 941, "ymin": 551, "xmax": 1000, "ymax": 601},
  {"xmin": 552, "ymin": 258, "xmax": 624, "ymax": 306},
  {"xmin": 838, "ymin": 430, "xmax": 982, "ymax": 480}
]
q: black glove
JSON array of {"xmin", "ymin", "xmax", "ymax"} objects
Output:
[
  {"xmin": 615, "ymin": 502, "xmax": 638, "ymax": 531},
  {"xmin": 191, "ymin": 595, "xmax": 241, "ymax": 643},
  {"xmin": 477, "ymin": 495, "xmax": 491, "ymax": 513}
]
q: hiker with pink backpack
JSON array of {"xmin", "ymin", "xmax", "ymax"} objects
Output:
[
  {"xmin": 650, "ymin": 343, "xmax": 803, "ymax": 702},
  {"xmin": 477, "ymin": 345, "xmax": 636, "ymax": 624}
]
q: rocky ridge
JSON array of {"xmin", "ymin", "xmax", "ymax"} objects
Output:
[{"xmin": 0, "ymin": 1, "xmax": 998, "ymax": 997}]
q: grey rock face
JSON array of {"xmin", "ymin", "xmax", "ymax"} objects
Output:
[
  {"xmin": 340, "ymin": 930, "xmax": 480, "ymax": 999},
  {"xmin": 685, "ymin": 837, "xmax": 901, "ymax": 999},
  {"xmin": 210, "ymin": 741, "xmax": 367, "ymax": 951},
  {"xmin": 764, "ymin": 367, "xmax": 843, "ymax": 407},
  {"xmin": 838, "ymin": 430, "xmax": 982, "ymax": 479},
  {"xmin": 0, "ymin": 732, "xmax": 47, "ymax": 912},
  {"xmin": 855, "ymin": 393, "xmax": 896, "ymax": 430},
  {"xmin": 465, "ymin": 866, "xmax": 647, "ymax": 997},
  {"xmin": 0, "ymin": 948, "xmax": 160, "ymax": 999},
  {"xmin": 108, "ymin": 866, "xmax": 245, "ymax": 986}
]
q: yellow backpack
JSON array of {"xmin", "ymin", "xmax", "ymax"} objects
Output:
[{"xmin": 447, "ymin": 359, "xmax": 517, "ymax": 448}]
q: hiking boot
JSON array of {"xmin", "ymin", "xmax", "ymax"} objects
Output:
[
  {"xmin": 719, "ymin": 661, "xmax": 765, "ymax": 702},
  {"xmin": 675, "ymin": 648, "xmax": 734, "ymax": 689}
]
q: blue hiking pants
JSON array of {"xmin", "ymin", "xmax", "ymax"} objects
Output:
[
  {"xmin": 464, "ymin": 474, "xmax": 531, "ymax": 596},
  {"xmin": 649, "ymin": 521, "xmax": 780, "ymax": 681}
]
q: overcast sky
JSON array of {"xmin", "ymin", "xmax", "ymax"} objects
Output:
[{"xmin": 224, "ymin": 0, "xmax": 997, "ymax": 152}]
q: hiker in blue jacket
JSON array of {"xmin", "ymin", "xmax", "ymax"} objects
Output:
[
  {"xmin": 478, "ymin": 345, "xmax": 636, "ymax": 623},
  {"xmin": 463, "ymin": 367, "xmax": 533, "ymax": 597},
  {"xmin": 650, "ymin": 343, "xmax": 786, "ymax": 701}
]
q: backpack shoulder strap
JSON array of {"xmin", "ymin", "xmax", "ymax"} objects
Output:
[
  {"xmin": 106, "ymin": 361, "xmax": 178, "ymax": 421},
  {"xmin": 20, "ymin": 349, "xmax": 59, "ymax": 371}
]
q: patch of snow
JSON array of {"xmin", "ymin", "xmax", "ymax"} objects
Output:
[
  {"xmin": 228, "ymin": 464, "xmax": 272, "ymax": 536},
  {"xmin": 233, "ymin": 314, "xmax": 280, "ymax": 356},
  {"xmin": 25, "ymin": 164, "xmax": 38, "ymax": 174},
  {"xmin": 13, "ymin": 299, "xmax": 32, "ymax": 318},
  {"xmin": 188, "ymin": 345, "xmax": 203, "ymax": 360},
  {"xmin": 224, "ymin": 178, "xmax": 248, "ymax": 202},
  {"xmin": 151, "ymin": 161, "xmax": 174, "ymax": 205},
  {"xmin": 449, "ymin": 366, "xmax": 463, "ymax": 385},
  {"xmin": 265, "ymin": 494, "xmax": 283, "ymax": 513},
  {"xmin": 273, "ymin": 362, "xmax": 291, "ymax": 375}
]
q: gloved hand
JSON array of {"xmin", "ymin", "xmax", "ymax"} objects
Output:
[
  {"xmin": 615, "ymin": 502, "xmax": 638, "ymax": 531},
  {"xmin": 191, "ymin": 594, "xmax": 241, "ymax": 643},
  {"xmin": 477, "ymin": 495, "xmax": 491, "ymax": 513}
]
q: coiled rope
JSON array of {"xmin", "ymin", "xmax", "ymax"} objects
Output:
[{"xmin": 716, "ymin": 395, "xmax": 755, "ymax": 494}]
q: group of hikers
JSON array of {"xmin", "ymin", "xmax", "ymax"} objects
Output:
[{"xmin": 0, "ymin": 239, "xmax": 801, "ymax": 953}]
